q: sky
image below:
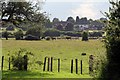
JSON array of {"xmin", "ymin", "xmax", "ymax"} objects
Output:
[{"xmin": 41, "ymin": 0, "xmax": 110, "ymax": 21}]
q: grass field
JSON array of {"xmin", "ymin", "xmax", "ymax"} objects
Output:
[{"xmin": 1, "ymin": 39, "xmax": 106, "ymax": 78}]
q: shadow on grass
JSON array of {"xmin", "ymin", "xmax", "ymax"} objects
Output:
[{"xmin": 2, "ymin": 70, "xmax": 54, "ymax": 79}]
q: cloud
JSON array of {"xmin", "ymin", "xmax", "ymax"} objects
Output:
[{"xmin": 71, "ymin": 0, "xmax": 99, "ymax": 19}]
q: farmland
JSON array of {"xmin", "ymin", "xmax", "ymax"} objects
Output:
[{"xmin": 1, "ymin": 39, "xmax": 106, "ymax": 78}]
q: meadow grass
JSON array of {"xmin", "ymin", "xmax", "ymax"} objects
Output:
[{"xmin": 1, "ymin": 39, "xmax": 106, "ymax": 78}]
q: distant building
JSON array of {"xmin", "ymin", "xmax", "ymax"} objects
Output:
[{"xmin": 52, "ymin": 17, "xmax": 106, "ymax": 31}]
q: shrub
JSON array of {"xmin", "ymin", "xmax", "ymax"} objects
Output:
[
  {"xmin": 11, "ymin": 48, "xmax": 33, "ymax": 70},
  {"xmin": 82, "ymin": 31, "xmax": 89, "ymax": 41},
  {"xmin": 14, "ymin": 29, "xmax": 24, "ymax": 40},
  {"xmin": 26, "ymin": 27, "xmax": 42, "ymax": 39},
  {"xmin": 44, "ymin": 29, "xmax": 60, "ymax": 37}
]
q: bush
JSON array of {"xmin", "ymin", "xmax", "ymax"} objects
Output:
[
  {"xmin": 44, "ymin": 29, "xmax": 60, "ymax": 37},
  {"xmin": 26, "ymin": 27, "xmax": 42, "ymax": 39},
  {"xmin": 11, "ymin": 48, "xmax": 33, "ymax": 70},
  {"xmin": 82, "ymin": 31, "xmax": 89, "ymax": 41},
  {"xmin": 14, "ymin": 29, "xmax": 24, "ymax": 40}
]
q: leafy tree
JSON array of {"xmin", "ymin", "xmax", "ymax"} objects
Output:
[
  {"xmin": 79, "ymin": 17, "xmax": 89, "ymax": 24},
  {"xmin": 52, "ymin": 18, "xmax": 59, "ymax": 23},
  {"xmin": 26, "ymin": 27, "xmax": 42, "ymax": 39},
  {"xmin": 76, "ymin": 16, "xmax": 80, "ymax": 24},
  {"xmin": 44, "ymin": 29, "xmax": 60, "ymax": 37},
  {"xmin": 82, "ymin": 31, "xmax": 89, "ymax": 41},
  {"xmin": 45, "ymin": 19, "xmax": 52, "ymax": 28},
  {"xmin": 1, "ymin": 0, "xmax": 47, "ymax": 27},
  {"xmin": 67, "ymin": 16, "xmax": 75, "ymax": 23},
  {"xmin": 100, "ymin": 1, "xmax": 120, "ymax": 80},
  {"xmin": 14, "ymin": 29, "xmax": 24, "ymax": 40},
  {"xmin": 65, "ymin": 23, "xmax": 74, "ymax": 31}
]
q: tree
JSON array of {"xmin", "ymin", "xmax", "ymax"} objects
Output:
[
  {"xmin": 1, "ymin": 0, "xmax": 47, "ymax": 27},
  {"xmin": 76, "ymin": 16, "xmax": 80, "ymax": 24},
  {"xmin": 43, "ymin": 29, "xmax": 60, "ymax": 37},
  {"xmin": 100, "ymin": 1, "xmax": 120, "ymax": 80},
  {"xmin": 45, "ymin": 19, "xmax": 52, "ymax": 28},
  {"xmin": 82, "ymin": 31, "xmax": 88, "ymax": 41},
  {"xmin": 14, "ymin": 29, "xmax": 24, "ymax": 40},
  {"xmin": 26, "ymin": 27, "xmax": 42, "ymax": 39},
  {"xmin": 79, "ymin": 17, "xmax": 89, "ymax": 24},
  {"xmin": 65, "ymin": 23, "xmax": 74, "ymax": 31},
  {"xmin": 52, "ymin": 18, "xmax": 59, "ymax": 23},
  {"xmin": 67, "ymin": 16, "xmax": 75, "ymax": 23}
]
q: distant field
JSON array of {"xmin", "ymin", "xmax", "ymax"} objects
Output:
[{"xmin": 1, "ymin": 39, "xmax": 106, "ymax": 78}]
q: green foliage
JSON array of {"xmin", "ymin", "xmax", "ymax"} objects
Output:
[
  {"xmin": 100, "ymin": 1, "xmax": 120, "ymax": 80},
  {"xmin": 44, "ymin": 29, "xmax": 60, "ymax": 37},
  {"xmin": 1, "ymin": 0, "xmax": 47, "ymax": 28},
  {"xmin": 45, "ymin": 19, "xmax": 52, "ymax": 28},
  {"xmin": 82, "ymin": 31, "xmax": 89, "ymax": 41},
  {"xmin": 14, "ymin": 29, "xmax": 24, "ymax": 40},
  {"xmin": 11, "ymin": 48, "xmax": 33, "ymax": 70},
  {"xmin": 26, "ymin": 27, "xmax": 42, "ymax": 38}
]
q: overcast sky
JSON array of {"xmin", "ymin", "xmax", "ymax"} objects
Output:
[{"xmin": 42, "ymin": 0, "xmax": 110, "ymax": 21}]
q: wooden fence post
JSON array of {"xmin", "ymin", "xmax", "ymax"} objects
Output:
[
  {"xmin": 75, "ymin": 59, "xmax": 78, "ymax": 74},
  {"xmin": 1, "ymin": 56, "xmax": 4, "ymax": 70},
  {"xmin": 71, "ymin": 59, "xmax": 73, "ymax": 73},
  {"xmin": 50, "ymin": 57, "xmax": 53, "ymax": 72},
  {"xmin": 43, "ymin": 57, "xmax": 47, "ymax": 71},
  {"xmin": 24, "ymin": 55, "xmax": 28, "ymax": 71},
  {"xmin": 8, "ymin": 57, "xmax": 10, "ymax": 70},
  {"xmin": 81, "ymin": 60, "xmax": 82, "ymax": 74},
  {"xmin": 58, "ymin": 58, "xmax": 60, "ymax": 72},
  {"xmin": 47, "ymin": 57, "xmax": 50, "ymax": 71}
]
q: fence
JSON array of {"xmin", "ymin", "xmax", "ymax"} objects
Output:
[{"xmin": 1, "ymin": 55, "xmax": 94, "ymax": 74}]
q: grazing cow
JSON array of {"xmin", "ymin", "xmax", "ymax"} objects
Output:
[
  {"xmin": 51, "ymin": 37, "xmax": 56, "ymax": 40},
  {"xmin": 66, "ymin": 36, "xmax": 71, "ymax": 40}
]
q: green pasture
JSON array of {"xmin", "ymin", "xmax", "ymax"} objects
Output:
[{"xmin": 1, "ymin": 39, "xmax": 106, "ymax": 78}]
